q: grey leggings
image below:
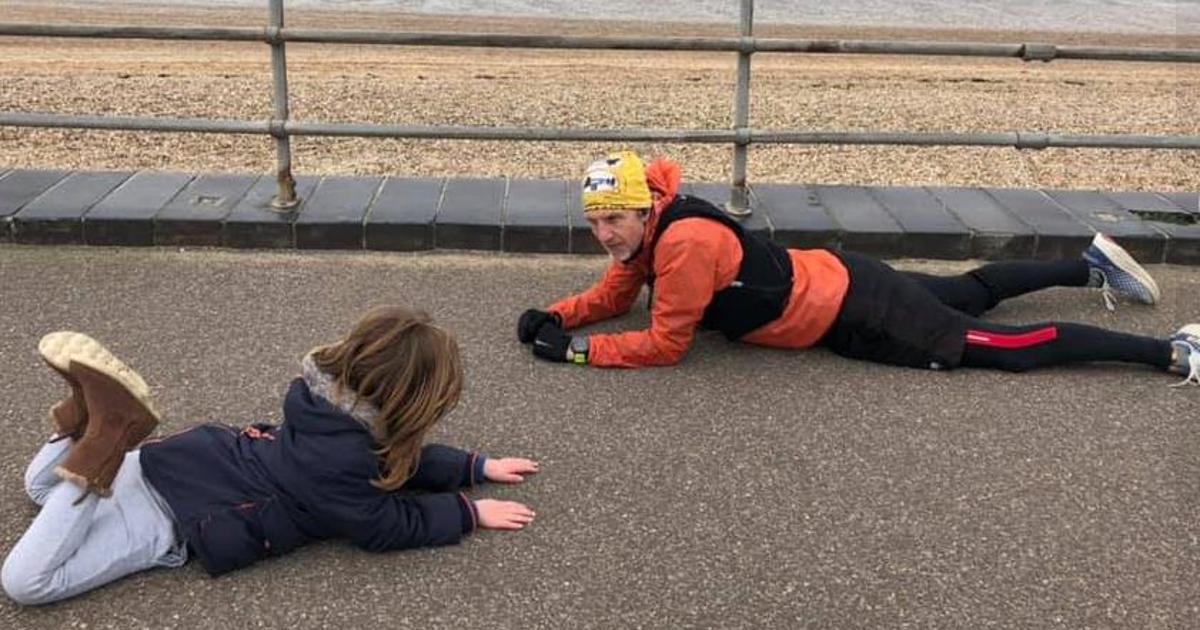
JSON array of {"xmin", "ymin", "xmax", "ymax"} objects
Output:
[{"xmin": 1, "ymin": 439, "xmax": 186, "ymax": 606}]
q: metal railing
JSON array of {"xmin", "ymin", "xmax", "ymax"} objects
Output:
[{"xmin": 1, "ymin": 0, "xmax": 1197, "ymax": 215}]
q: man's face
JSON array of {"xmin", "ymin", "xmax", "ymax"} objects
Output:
[{"xmin": 587, "ymin": 210, "xmax": 648, "ymax": 262}]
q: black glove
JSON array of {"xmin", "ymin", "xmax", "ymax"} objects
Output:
[
  {"xmin": 532, "ymin": 321, "xmax": 572, "ymax": 363},
  {"xmin": 517, "ymin": 309, "xmax": 560, "ymax": 344}
]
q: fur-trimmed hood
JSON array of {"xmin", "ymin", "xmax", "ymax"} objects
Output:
[{"xmin": 300, "ymin": 352, "xmax": 379, "ymax": 433}]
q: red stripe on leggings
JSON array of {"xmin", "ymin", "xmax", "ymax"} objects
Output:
[{"xmin": 965, "ymin": 326, "xmax": 1058, "ymax": 349}]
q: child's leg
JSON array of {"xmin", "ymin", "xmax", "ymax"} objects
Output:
[
  {"xmin": 901, "ymin": 260, "xmax": 1090, "ymax": 317},
  {"xmin": 23, "ymin": 439, "xmax": 73, "ymax": 507},
  {"xmin": 959, "ymin": 320, "xmax": 1172, "ymax": 372},
  {"xmin": 2, "ymin": 452, "xmax": 185, "ymax": 606}
]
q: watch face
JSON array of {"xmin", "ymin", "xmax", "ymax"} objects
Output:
[{"xmin": 570, "ymin": 337, "xmax": 588, "ymax": 354}]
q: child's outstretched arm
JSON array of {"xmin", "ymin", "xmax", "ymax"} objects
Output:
[
  {"xmin": 402, "ymin": 444, "xmax": 482, "ymax": 490},
  {"xmin": 341, "ymin": 491, "xmax": 480, "ymax": 552},
  {"xmin": 405, "ymin": 444, "xmax": 539, "ymax": 491}
]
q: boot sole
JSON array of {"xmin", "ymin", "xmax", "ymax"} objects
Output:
[
  {"xmin": 38, "ymin": 332, "xmax": 157, "ymax": 418},
  {"xmin": 1092, "ymin": 234, "xmax": 1161, "ymax": 304}
]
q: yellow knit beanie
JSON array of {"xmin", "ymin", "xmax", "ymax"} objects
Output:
[{"xmin": 581, "ymin": 151, "xmax": 653, "ymax": 213}]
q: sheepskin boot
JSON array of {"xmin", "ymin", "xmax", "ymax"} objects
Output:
[
  {"xmin": 53, "ymin": 357, "xmax": 160, "ymax": 498},
  {"xmin": 39, "ymin": 331, "xmax": 155, "ymax": 443},
  {"xmin": 38, "ymin": 333, "xmax": 91, "ymax": 441},
  {"xmin": 46, "ymin": 397, "xmax": 87, "ymax": 442}
]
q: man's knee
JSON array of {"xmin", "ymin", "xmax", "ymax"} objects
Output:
[{"xmin": 964, "ymin": 270, "xmax": 1002, "ymax": 315}]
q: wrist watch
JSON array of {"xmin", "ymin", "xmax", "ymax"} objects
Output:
[{"xmin": 568, "ymin": 336, "xmax": 589, "ymax": 365}]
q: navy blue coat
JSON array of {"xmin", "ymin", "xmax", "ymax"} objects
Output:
[{"xmin": 140, "ymin": 377, "xmax": 481, "ymax": 576}]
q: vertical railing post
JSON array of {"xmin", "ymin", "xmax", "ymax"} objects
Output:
[
  {"xmin": 268, "ymin": 0, "xmax": 299, "ymax": 209},
  {"xmin": 726, "ymin": 0, "xmax": 754, "ymax": 217}
]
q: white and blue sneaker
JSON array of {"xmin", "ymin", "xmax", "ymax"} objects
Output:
[
  {"xmin": 1082, "ymin": 233, "xmax": 1160, "ymax": 310},
  {"xmin": 1168, "ymin": 324, "xmax": 1200, "ymax": 387}
]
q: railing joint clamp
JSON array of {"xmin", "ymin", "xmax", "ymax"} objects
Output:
[
  {"xmin": 1021, "ymin": 43, "xmax": 1057, "ymax": 62},
  {"xmin": 1016, "ymin": 131, "xmax": 1050, "ymax": 150}
]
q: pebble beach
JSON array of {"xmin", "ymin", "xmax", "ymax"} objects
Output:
[{"xmin": 1, "ymin": 2, "xmax": 1197, "ymax": 192}]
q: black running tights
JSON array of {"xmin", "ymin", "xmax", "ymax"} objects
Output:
[{"xmin": 904, "ymin": 260, "xmax": 1171, "ymax": 372}]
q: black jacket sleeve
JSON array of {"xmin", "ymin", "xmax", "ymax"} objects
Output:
[
  {"xmin": 401, "ymin": 444, "xmax": 481, "ymax": 491},
  {"xmin": 348, "ymin": 491, "xmax": 476, "ymax": 552},
  {"xmin": 316, "ymin": 474, "xmax": 477, "ymax": 553}
]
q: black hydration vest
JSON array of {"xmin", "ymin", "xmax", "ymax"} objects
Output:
[{"xmin": 646, "ymin": 195, "xmax": 794, "ymax": 340}]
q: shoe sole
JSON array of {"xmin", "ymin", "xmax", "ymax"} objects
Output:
[
  {"xmin": 1092, "ymin": 234, "xmax": 1161, "ymax": 304},
  {"xmin": 1177, "ymin": 324, "xmax": 1200, "ymax": 339},
  {"xmin": 38, "ymin": 332, "xmax": 158, "ymax": 419}
]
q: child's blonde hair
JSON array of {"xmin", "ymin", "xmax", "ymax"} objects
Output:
[{"xmin": 311, "ymin": 305, "xmax": 463, "ymax": 491}]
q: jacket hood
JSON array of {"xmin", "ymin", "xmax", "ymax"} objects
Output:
[
  {"xmin": 630, "ymin": 157, "xmax": 683, "ymax": 266},
  {"xmin": 283, "ymin": 377, "xmax": 376, "ymax": 439}
]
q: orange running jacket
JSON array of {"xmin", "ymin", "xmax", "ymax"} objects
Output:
[{"xmin": 548, "ymin": 159, "xmax": 850, "ymax": 368}]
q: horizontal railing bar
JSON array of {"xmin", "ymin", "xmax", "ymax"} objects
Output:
[
  {"xmin": 1053, "ymin": 46, "xmax": 1200, "ymax": 63},
  {"xmin": 2, "ymin": 23, "xmax": 1198, "ymax": 63},
  {"xmin": 4, "ymin": 113, "xmax": 1199, "ymax": 149},
  {"xmin": 0, "ymin": 113, "xmax": 269, "ymax": 134},
  {"xmin": 0, "ymin": 113, "xmax": 734, "ymax": 142},
  {"xmin": 753, "ymin": 40, "xmax": 1200, "ymax": 62},
  {"xmin": 754, "ymin": 131, "xmax": 1200, "ymax": 149},
  {"xmin": 286, "ymin": 30, "xmax": 740, "ymax": 51},
  {"xmin": 286, "ymin": 121, "xmax": 735, "ymax": 142},
  {"xmin": 756, "ymin": 39, "xmax": 1023, "ymax": 56},
  {"xmin": 0, "ymin": 24, "xmax": 266, "ymax": 42}
]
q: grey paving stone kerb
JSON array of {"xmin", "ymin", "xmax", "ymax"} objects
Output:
[
  {"xmin": 295, "ymin": 175, "xmax": 383, "ymax": 250},
  {"xmin": 365, "ymin": 177, "xmax": 442, "ymax": 251},
  {"xmin": 224, "ymin": 175, "xmax": 321, "ymax": 249},
  {"xmin": 84, "ymin": 171, "xmax": 194, "ymax": 247},
  {"xmin": 1158, "ymin": 192, "xmax": 1199, "ymax": 214},
  {"xmin": 2, "ymin": 169, "xmax": 1199, "ymax": 266},
  {"xmin": 0, "ymin": 170, "xmax": 7, "ymax": 242},
  {"xmin": 985, "ymin": 188, "xmax": 1094, "ymax": 260},
  {"xmin": 156, "ymin": 174, "xmax": 259, "ymax": 247},
  {"xmin": 1102, "ymin": 191, "xmax": 1200, "ymax": 265},
  {"xmin": 812, "ymin": 185, "xmax": 905, "ymax": 259},
  {"xmin": 1042, "ymin": 190, "xmax": 1166, "ymax": 263},
  {"xmin": 14, "ymin": 171, "xmax": 131, "ymax": 245},
  {"xmin": 750, "ymin": 184, "xmax": 839, "ymax": 251},
  {"xmin": 566, "ymin": 185, "xmax": 606, "ymax": 255},
  {"xmin": 1104, "ymin": 190, "xmax": 1192, "ymax": 216},
  {"xmin": 437, "ymin": 178, "xmax": 504, "ymax": 251},
  {"xmin": 867, "ymin": 186, "xmax": 971, "ymax": 260},
  {"xmin": 504, "ymin": 179, "xmax": 569, "ymax": 254},
  {"xmin": 1152, "ymin": 223, "xmax": 1200, "ymax": 265},
  {"xmin": 1103, "ymin": 192, "xmax": 1200, "ymax": 263},
  {"xmin": 0, "ymin": 169, "xmax": 70, "ymax": 243},
  {"xmin": 926, "ymin": 187, "xmax": 1036, "ymax": 259},
  {"xmin": 686, "ymin": 183, "xmax": 772, "ymax": 241}
]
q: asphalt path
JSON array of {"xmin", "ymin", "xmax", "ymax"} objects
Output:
[{"xmin": 0, "ymin": 246, "xmax": 1197, "ymax": 629}]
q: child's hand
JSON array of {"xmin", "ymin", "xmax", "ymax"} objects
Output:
[
  {"xmin": 484, "ymin": 457, "xmax": 539, "ymax": 484},
  {"xmin": 475, "ymin": 499, "xmax": 535, "ymax": 530}
]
